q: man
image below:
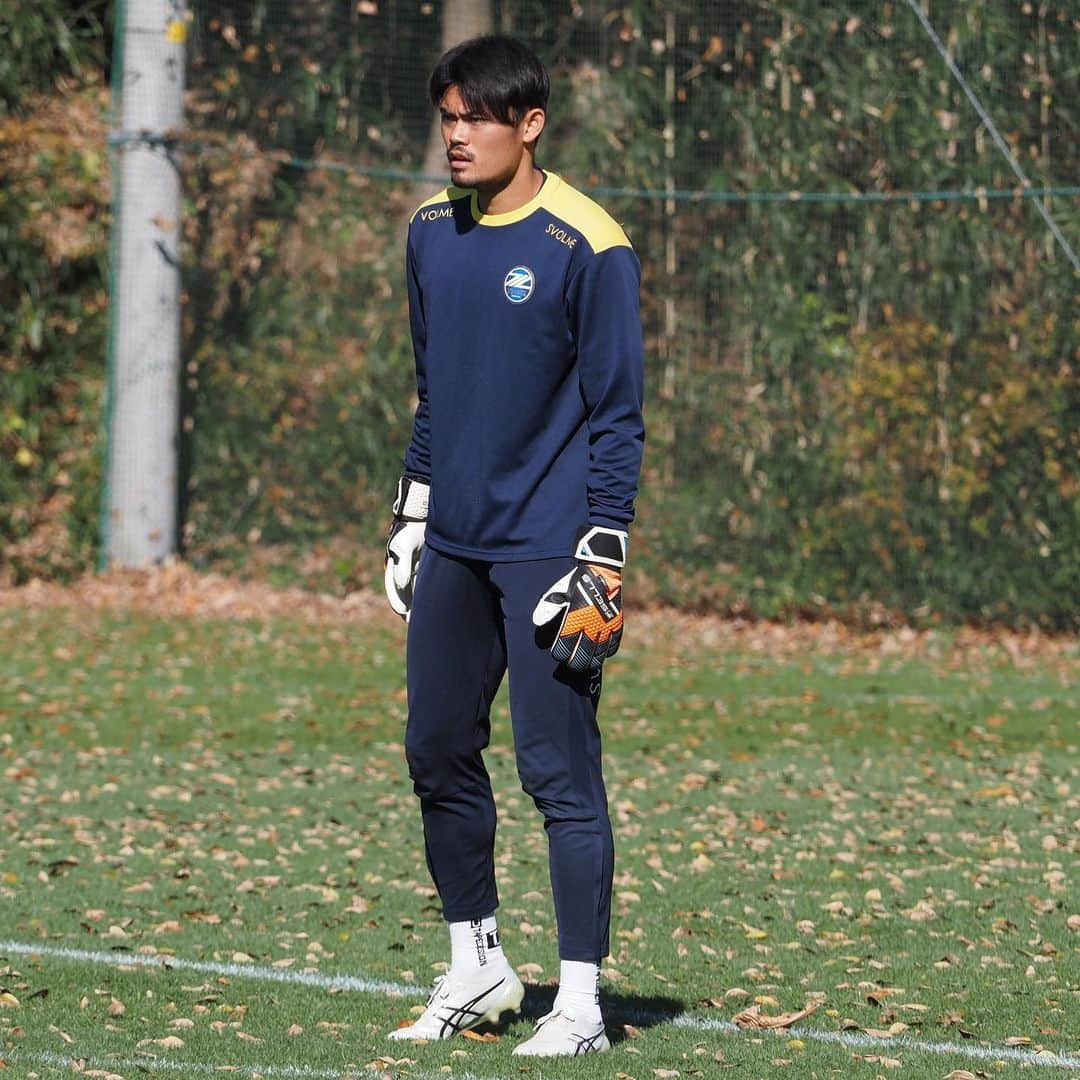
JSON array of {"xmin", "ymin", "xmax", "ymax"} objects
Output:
[{"xmin": 383, "ymin": 34, "xmax": 644, "ymax": 1058}]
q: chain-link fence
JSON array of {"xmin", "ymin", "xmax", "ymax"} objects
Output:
[{"xmin": 106, "ymin": 0, "xmax": 1079, "ymax": 624}]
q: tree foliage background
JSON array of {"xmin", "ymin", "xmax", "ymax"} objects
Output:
[{"xmin": 2, "ymin": 0, "xmax": 1078, "ymax": 626}]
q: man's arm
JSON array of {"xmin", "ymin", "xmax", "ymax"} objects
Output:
[
  {"xmin": 533, "ymin": 243, "xmax": 644, "ymax": 675},
  {"xmin": 385, "ymin": 228, "xmax": 432, "ymax": 621},
  {"xmin": 567, "ymin": 245, "xmax": 646, "ymax": 528},
  {"xmin": 403, "ymin": 232, "xmax": 432, "ymax": 482}
]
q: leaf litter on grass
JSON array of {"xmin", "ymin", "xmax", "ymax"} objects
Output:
[{"xmin": 0, "ymin": 568, "xmax": 1078, "ymax": 1078}]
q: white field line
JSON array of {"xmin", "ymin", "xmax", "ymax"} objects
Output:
[
  {"xmin": 4, "ymin": 1048, "xmax": 513, "ymax": 1080},
  {"xmin": 4, "ymin": 939, "xmax": 1080, "ymax": 1071},
  {"xmin": 0, "ymin": 939, "xmax": 425, "ymax": 998},
  {"xmin": 670, "ymin": 1014, "xmax": 1080, "ymax": 1070}
]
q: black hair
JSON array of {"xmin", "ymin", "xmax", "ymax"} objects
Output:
[{"xmin": 429, "ymin": 35, "xmax": 549, "ymax": 124}]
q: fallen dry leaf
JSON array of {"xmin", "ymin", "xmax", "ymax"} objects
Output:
[
  {"xmin": 974, "ymin": 784, "xmax": 1014, "ymax": 799},
  {"xmin": 732, "ymin": 1002, "xmax": 819, "ymax": 1030},
  {"xmin": 461, "ymin": 1029, "xmax": 498, "ymax": 1042}
]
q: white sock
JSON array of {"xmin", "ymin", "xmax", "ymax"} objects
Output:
[
  {"xmin": 448, "ymin": 915, "xmax": 506, "ymax": 973},
  {"xmin": 553, "ymin": 960, "xmax": 602, "ymax": 1017}
]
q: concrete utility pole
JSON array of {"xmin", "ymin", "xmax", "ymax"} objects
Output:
[{"xmin": 104, "ymin": 0, "xmax": 186, "ymax": 567}]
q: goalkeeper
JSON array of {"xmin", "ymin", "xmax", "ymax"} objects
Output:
[{"xmin": 383, "ymin": 33, "xmax": 644, "ymax": 1058}]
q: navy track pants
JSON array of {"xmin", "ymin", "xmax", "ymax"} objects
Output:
[{"xmin": 404, "ymin": 546, "xmax": 614, "ymax": 962}]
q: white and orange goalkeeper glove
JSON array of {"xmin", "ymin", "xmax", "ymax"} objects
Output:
[
  {"xmin": 384, "ymin": 476, "xmax": 429, "ymax": 620},
  {"xmin": 532, "ymin": 525, "xmax": 627, "ymax": 674}
]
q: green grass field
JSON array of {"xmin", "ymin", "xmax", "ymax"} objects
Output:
[{"xmin": 1, "ymin": 580, "xmax": 1077, "ymax": 1079}]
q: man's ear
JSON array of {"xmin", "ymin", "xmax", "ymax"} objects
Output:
[{"xmin": 521, "ymin": 107, "xmax": 546, "ymax": 147}]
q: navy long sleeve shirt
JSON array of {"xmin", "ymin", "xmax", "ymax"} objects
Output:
[{"xmin": 403, "ymin": 171, "xmax": 645, "ymax": 561}]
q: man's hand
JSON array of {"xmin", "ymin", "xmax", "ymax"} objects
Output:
[
  {"xmin": 384, "ymin": 476, "xmax": 429, "ymax": 620},
  {"xmin": 532, "ymin": 525, "xmax": 628, "ymax": 674}
]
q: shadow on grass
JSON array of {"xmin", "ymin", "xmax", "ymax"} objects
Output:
[{"xmin": 517, "ymin": 984, "xmax": 686, "ymax": 1045}]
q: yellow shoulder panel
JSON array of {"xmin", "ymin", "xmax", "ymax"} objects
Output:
[
  {"xmin": 543, "ymin": 178, "xmax": 631, "ymax": 254},
  {"xmin": 409, "ymin": 186, "xmax": 472, "ymax": 223}
]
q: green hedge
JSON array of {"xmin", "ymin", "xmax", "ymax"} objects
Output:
[{"xmin": 2, "ymin": 0, "xmax": 1077, "ymax": 628}]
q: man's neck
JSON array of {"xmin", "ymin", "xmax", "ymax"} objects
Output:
[{"xmin": 477, "ymin": 164, "xmax": 544, "ymax": 216}]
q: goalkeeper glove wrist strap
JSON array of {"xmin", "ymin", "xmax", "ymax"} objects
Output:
[
  {"xmin": 574, "ymin": 524, "xmax": 628, "ymax": 569},
  {"xmin": 393, "ymin": 476, "xmax": 429, "ymax": 522}
]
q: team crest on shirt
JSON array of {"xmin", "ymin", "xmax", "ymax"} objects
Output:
[{"xmin": 503, "ymin": 266, "xmax": 535, "ymax": 304}]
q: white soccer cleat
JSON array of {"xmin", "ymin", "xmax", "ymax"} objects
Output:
[
  {"xmin": 511, "ymin": 1008, "xmax": 611, "ymax": 1057},
  {"xmin": 387, "ymin": 966, "xmax": 524, "ymax": 1041}
]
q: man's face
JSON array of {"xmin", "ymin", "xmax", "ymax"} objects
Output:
[{"xmin": 439, "ymin": 85, "xmax": 534, "ymax": 190}]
